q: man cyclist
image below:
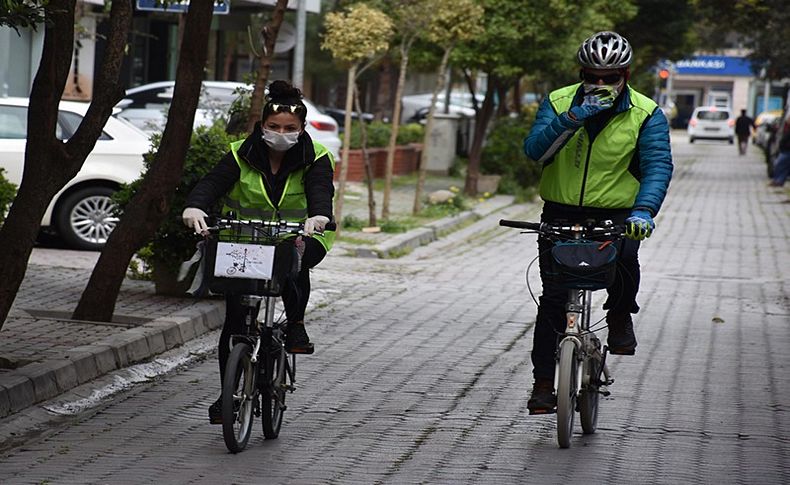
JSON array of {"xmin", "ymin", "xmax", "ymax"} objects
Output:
[{"xmin": 523, "ymin": 31, "xmax": 673, "ymax": 414}]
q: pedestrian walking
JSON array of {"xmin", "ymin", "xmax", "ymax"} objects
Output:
[
  {"xmin": 769, "ymin": 123, "xmax": 790, "ymax": 187},
  {"xmin": 735, "ymin": 109, "xmax": 756, "ymax": 155},
  {"xmin": 181, "ymin": 80, "xmax": 336, "ymax": 424},
  {"xmin": 522, "ymin": 31, "xmax": 673, "ymax": 414}
]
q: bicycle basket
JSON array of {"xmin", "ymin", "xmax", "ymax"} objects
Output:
[
  {"xmin": 549, "ymin": 240, "xmax": 618, "ymax": 290},
  {"xmin": 204, "ymin": 230, "xmax": 293, "ymax": 296}
]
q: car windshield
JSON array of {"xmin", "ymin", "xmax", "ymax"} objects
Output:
[{"xmin": 697, "ymin": 110, "xmax": 729, "ymax": 121}]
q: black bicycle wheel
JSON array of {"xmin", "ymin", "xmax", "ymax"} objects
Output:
[
  {"xmin": 579, "ymin": 351, "xmax": 601, "ymax": 434},
  {"xmin": 222, "ymin": 343, "xmax": 256, "ymax": 453},
  {"xmin": 261, "ymin": 342, "xmax": 286, "ymax": 439},
  {"xmin": 556, "ymin": 339, "xmax": 578, "ymax": 449}
]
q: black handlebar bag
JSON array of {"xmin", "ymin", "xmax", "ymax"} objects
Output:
[{"xmin": 549, "ymin": 240, "xmax": 618, "ymax": 290}]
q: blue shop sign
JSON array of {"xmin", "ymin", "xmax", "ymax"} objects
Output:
[
  {"xmin": 674, "ymin": 55, "xmax": 753, "ymax": 76},
  {"xmin": 136, "ymin": 0, "xmax": 230, "ymax": 15}
]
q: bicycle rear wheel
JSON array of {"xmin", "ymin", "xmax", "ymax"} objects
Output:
[
  {"xmin": 556, "ymin": 339, "xmax": 578, "ymax": 449},
  {"xmin": 222, "ymin": 343, "xmax": 256, "ymax": 453},
  {"xmin": 579, "ymin": 350, "xmax": 601, "ymax": 434},
  {"xmin": 261, "ymin": 342, "xmax": 287, "ymax": 439}
]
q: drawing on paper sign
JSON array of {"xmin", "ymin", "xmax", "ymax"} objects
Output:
[{"xmin": 214, "ymin": 242, "xmax": 275, "ymax": 280}]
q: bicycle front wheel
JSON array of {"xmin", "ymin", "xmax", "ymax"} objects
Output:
[
  {"xmin": 261, "ymin": 342, "xmax": 287, "ymax": 439},
  {"xmin": 222, "ymin": 343, "xmax": 256, "ymax": 453},
  {"xmin": 556, "ymin": 339, "xmax": 578, "ymax": 449},
  {"xmin": 579, "ymin": 351, "xmax": 601, "ymax": 434}
]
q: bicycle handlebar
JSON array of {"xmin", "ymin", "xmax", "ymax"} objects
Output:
[{"xmin": 499, "ymin": 219, "xmax": 625, "ymax": 238}]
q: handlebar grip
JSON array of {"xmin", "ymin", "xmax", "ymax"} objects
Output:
[{"xmin": 499, "ymin": 219, "xmax": 542, "ymax": 230}]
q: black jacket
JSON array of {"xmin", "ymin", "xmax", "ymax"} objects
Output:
[{"xmin": 185, "ymin": 123, "xmax": 335, "ymax": 219}]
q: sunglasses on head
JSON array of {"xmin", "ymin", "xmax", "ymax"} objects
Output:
[
  {"xmin": 581, "ymin": 71, "xmax": 624, "ymax": 84},
  {"xmin": 269, "ymin": 103, "xmax": 304, "ymax": 113}
]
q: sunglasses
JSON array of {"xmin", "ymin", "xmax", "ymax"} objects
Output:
[
  {"xmin": 269, "ymin": 103, "xmax": 305, "ymax": 113},
  {"xmin": 581, "ymin": 71, "xmax": 624, "ymax": 84}
]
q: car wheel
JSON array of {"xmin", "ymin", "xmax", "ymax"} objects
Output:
[
  {"xmin": 729, "ymin": 137, "xmax": 734, "ymax": 144},
  {"xmin": 689, "ymin": 137, "xmax": 695, "ymax": 143},
  {"xmin": 56, "ymin": 186, "xmax": 119, "ymax": 251}
]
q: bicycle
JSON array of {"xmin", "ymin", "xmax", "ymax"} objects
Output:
[
  {"xmin": 499, "ymin": 218, "xmax": 625, "ymax": 449},
  {"xmin": 204, "ymin": 217, "xmax": 309, "ymax": 453}
]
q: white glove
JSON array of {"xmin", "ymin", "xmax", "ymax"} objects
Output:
[
  {"xmin": 182, "ymin": 207, "xmax": 209, "ymax": 235},
  {"xmin": 304, "ymin": 215, "xmax": 330, "ymax": 236}
]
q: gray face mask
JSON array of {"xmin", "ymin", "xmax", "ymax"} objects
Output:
[{"xmin": 262, "ymin": 129, "xmax": 300, "ymax": 152}]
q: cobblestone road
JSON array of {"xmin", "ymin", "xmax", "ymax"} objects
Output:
[{"xmin": 1, "ymin": 133, "xmax": 788, "ymax": 484}]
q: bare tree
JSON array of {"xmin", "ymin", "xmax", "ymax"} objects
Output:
[
  {"xmin": 0, "ymin": 0, "xmax": 132, "ymax": 329},
  {"xmin": 381, "ymin": 0, "xmax": 432, "ymax": 221},
  {"xmin": 72, "ymin": 1, "xmax": 215, "ymax": 322},
  {"xmin": 245, "ymin": 0, "xmax": 289, "ymax": 134}
]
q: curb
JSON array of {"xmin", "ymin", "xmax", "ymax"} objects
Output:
[
  {"xmin": 349, "ymin": 195, "xmax": 514, "ymax": 258},
  {"xmin": 0, "ymin": 304, "xmax": 224, "ymax": 419}
]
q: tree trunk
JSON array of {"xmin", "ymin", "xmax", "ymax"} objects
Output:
[
  {"xmin": 72, "ymin": 1, "xmax": 214, "ymax": 322},
  {"xmin": 333, "ymin": 64, "xmax": 357, "ymax": 238},
  {"xmin": 464, "ymin": 79, "xmax": 498, "ymax": 197},
  {"xmin": 0, "ymin": 0, "xmax": 132, "ymax": 330},
  {"xmin": 354, "ymin": 84, "xmax": 376, "ymax": 227},
  {"xmin": 246, "ymin": 0, "xmax": 288, "ymax": 133},
  {"xmin": 382, "ymin": 38, "xmax": 411, "ymax": 221},
  {"xmin": 413, "ymin": 46, "xmax": 452, "ymax": 215}
]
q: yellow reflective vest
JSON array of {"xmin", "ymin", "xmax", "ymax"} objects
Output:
[{"xmin": 222, "ymin": 139, "xmax": 335, "ymax": 252}]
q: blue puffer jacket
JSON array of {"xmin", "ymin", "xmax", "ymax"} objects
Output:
[{"xmin": 524, "ymin": 85, "xmax": 673, "ymax": 216}]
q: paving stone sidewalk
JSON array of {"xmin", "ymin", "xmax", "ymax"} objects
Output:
[{"xmin": 0, "ymin": 175, "xmax": 514, "ymax": 420}]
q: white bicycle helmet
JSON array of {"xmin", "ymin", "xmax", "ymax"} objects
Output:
[{"xmin": 577, "ymin": 31, "xmax": 633, "ymax": 69}]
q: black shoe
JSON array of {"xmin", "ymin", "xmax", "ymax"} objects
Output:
[
  {"xmin": 607, "ymin": 312, "xmax": 637, "ymax": 355},
  {"xmin": 527, "ymin": 378, "xmax": 557, "ymax": 415},
  {"xmin": 285, "ymin": 322, "xmax": 314, "ymax": 354},
  {"xmin": 208, "ymin": 397, "xmax": 222, "ymax": 425}
]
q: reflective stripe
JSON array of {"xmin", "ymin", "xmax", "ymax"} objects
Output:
[
  {"xmin": 223, "ymin": 197, "xmax": 276, "ymax": 219},
  {"xmin": 222, "ymin": 197, "xmax": 306, "ymax": 220},
  {"xmin": 279, "ymin": 208, "xmax": 308, "ymax": 218}
]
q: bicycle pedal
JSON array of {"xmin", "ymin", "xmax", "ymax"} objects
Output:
[
  {"xmin": 528, "ymin": 408, "xmax": 557, "ymax": 415},
  {"xmin": 287, "ymin": 344, "xmax": 314, "ymax": 355},
  {"xmin": 598, "ymin": 386, "xmax": 611, "ymax": 397}
]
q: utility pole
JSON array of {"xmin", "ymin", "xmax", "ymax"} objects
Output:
[{"xmin": 293, "ymin": 0, "xmax": 306, "ymax": 89}]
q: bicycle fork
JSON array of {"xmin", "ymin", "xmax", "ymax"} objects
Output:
[{"xmin": 554, "ymin": 290, "xmax": 612, "ymax": 396}]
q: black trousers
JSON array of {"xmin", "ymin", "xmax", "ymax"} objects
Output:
[
  {"xmin": 531, "ymin": 203, "xmax": 641, "ymax": 380},
  {"xmin": 218, "ymin": 236, "xmax": 326, "ymax": 382}
]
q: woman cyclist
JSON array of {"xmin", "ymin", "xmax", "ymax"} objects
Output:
[{"xmin": 181, "ymin": 80, "xmax": 335, "ymax": 424}]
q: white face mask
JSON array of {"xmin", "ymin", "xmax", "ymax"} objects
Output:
[{"xmin": 262, "ymin": 129, "xmax": 300, "ymax": 152}]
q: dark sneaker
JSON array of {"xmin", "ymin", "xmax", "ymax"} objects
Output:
[
  {"xmin": 208, "ymin": 397, "xmax": 222, "ymax": 425},
  {"xmin": 607, "ymin": 312, "xmax": 637, "ymax": 355},
  {"xmin": 527, "ymin": 378, "xmax": 557, "ymax": 415},
  {"xmin": 285, "ymin": 322, "xmax": 314, "ymax": 354}
]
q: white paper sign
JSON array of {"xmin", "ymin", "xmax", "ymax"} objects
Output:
[{"xmin": 213, "ymin": 242, "xmax": 275, "ymax": 280}]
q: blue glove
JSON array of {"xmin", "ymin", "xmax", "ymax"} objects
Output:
[
  {"xmin": 568, "ymin": 86, "xmax": 617, "ymax": 122},
  {"xmin": 625, "ymin": 209, "xmax": 655, "ymax": 241}
]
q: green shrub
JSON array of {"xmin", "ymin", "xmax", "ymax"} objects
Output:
[
  {"xmin": 347, "ymin": 121, "xmax": 424, "ymax": 149},
  {"xmin": 481, "ymin": 105, "xmax": 541, "ymax": 194},
  {"xmin": 0, "ymin": 168, "xmax": 17, "ymax": 226},
  {"xmin": 114, "ymin": 123, "xmax": 245, "ymax": 276}
]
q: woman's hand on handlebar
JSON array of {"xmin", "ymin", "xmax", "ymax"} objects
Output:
[
  {"xmin": 304, "ymin": 215, "xmax": 330, "ymax": 236},
  {"xmin": 182, "ymin": 207, "xmax": 209, "ymax": 235}
]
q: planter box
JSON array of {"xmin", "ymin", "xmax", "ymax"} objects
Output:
[
  {"xmin": 335, "ymin": 144, "xmax": 422, "ymax": 182},
  {"xmin": 477, "ymin": 174, "xmax": 501, "ymax": 194}
]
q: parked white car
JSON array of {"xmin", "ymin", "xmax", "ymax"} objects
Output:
[
  {"xmin": 687, "ymin": 106, "xmax": 735, "ymax": 144},
  {"xmin": 0, "ymin": 97, "xmax": 150, "ymax": 250},
  {"xmin": 116, "ymin": 81, "xmax": 342, "ymax": 160},
  {"xmin": 400, "ymin": 91, "xmax": 484, "ymax": 122}
]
